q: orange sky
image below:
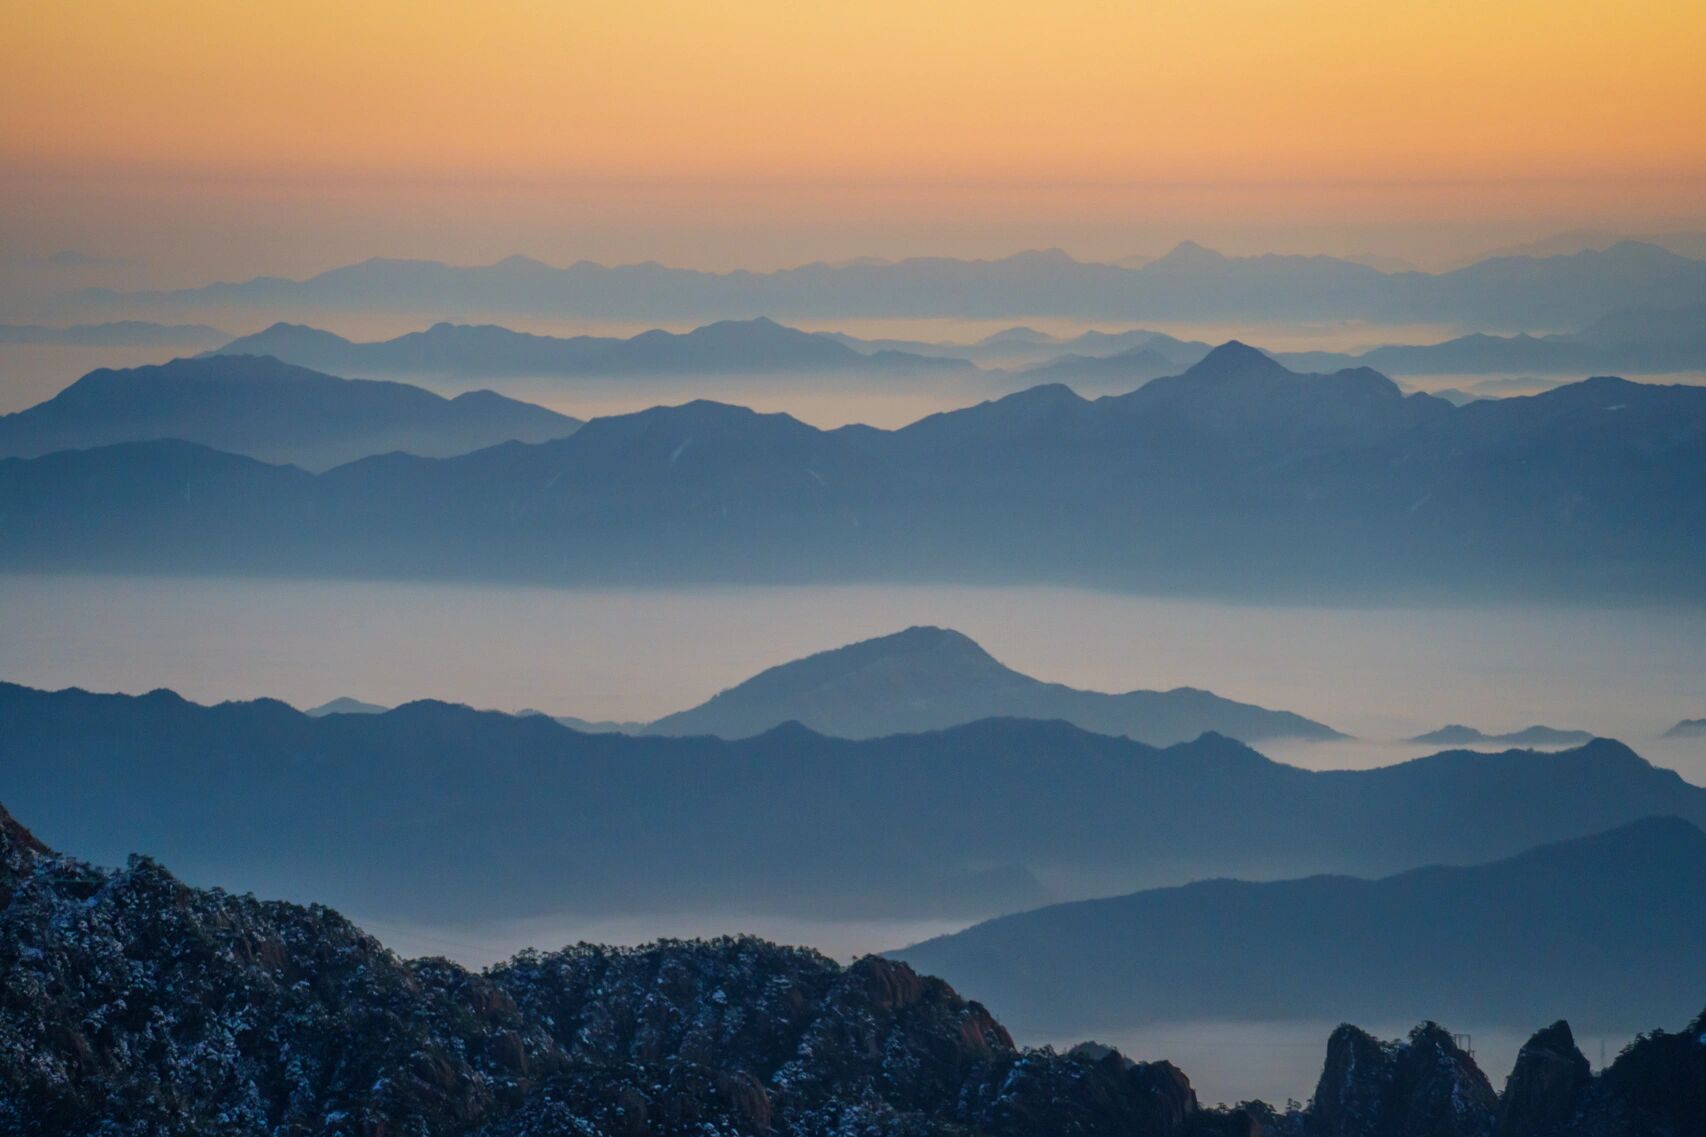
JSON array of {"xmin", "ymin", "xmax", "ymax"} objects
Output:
[{"xmin": 4, "ymin": 1, "xmax": 1705, "ymax": 277}]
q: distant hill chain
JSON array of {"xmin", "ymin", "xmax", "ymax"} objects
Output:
[
  {"xmin": 190, "ymin": 303, "xmax": 1706, "ymax": 389},
  {"xmin": 206, "ymin": 316, "xmax": 973, "ymax": 379},
  {"xmin": 71, "ymin": 240, "xmax": 1706, "ymax": 329},
  {"xmin": 3, "ymin": 682, "xmax": 1702, "ymax": 927},
  {"xmin": 3, "ymin": 343, "xmax": 1703, "ymax": 599}
]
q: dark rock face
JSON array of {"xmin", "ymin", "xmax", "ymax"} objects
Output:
[
  {"xmin": 1567, "ymin": 1007, "xmax": 1706, "ymax": 1137},
  {"xmin": 1386, "ymin": 1024, "xmax": 1498, "ymax": 1137},
  {"xmin": 0, "ymin": 813, "xmax": 566, "ymax": 1135},
  {"xmin": 1309, "ymin": 1023, "xmax": 1496, "ymax": 1137},
  {"xmin": 1, "ymin": 802, "xmax": 1702, "ymax": 1137},
  {"xmin": 1312, "ymin": 1025, "xmax": 1400, "ymax": 1137},
  {"xmin": 1499, "ymin": 1022, "xmax": 1591, "ymax": 1137},
  {"xmin": 0, "ymin": 807, "xmax": 1213, "ymax": 1137}
]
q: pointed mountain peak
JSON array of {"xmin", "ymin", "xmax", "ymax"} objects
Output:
[
  {"xmin": 491, "ymin": 253, "xmax": 551, "ymax": 270},
  {"xmin": 977, "ymin": 326, "xmax": 1057, "ymax": 346},
  {"xmin": 1183, "ymin": 340, "xmax": 1289, "ymax": 380},
  {"xmin": 1153, "ymin": 240, "xmax": 1226, "ymax": 266}
]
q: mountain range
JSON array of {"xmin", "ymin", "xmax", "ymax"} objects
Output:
[
  {"xmin": 69, "ymin": 240, "xmax": 1706, "ymax": 329},
  {"xmin": 896, "ymin": 817, "xmax": 1706, "ymax": 1036},
  {"xmin": 3, "ymin": 681, "xmax": 1702, "ymax": 926},
  {"xmin": 624, "ymin": 626, "xmax": 1344, "ymax": 745},
  {"xmin": 3, "ymin": 343, "xmax": 1703, "ymax": 599},
  {"xmin": 1407, "ymin": 725, "xmax": 1595, "ymax": 747},
  {"xmin": 205, "ymin": 316, "xmax": 973, "ymax": 379},
  {"xmin": 0, "ymin": 354, "xmax": 581, "ymax": 470},
  {"xmin": 7, "ymin": 799, "xmax": 1702, "ymax": 1136},
  {"xmin": 191, "ymin": 305, "xmax": 1706, "ymax": 397}
]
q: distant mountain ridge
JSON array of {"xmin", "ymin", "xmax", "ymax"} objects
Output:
[
  {"xmin": 3, "ymin": 681, "xmax": 1702, "ymax": 927},
  {"xmin": 0, "ymin": 354, "xmax": 581, "ymax": 470},
  {"xmin": 206, "ymin": 316, "xmax": 974, "ymax": 378},
  {"xmin": 73, "ymin": 240, "xmax": 1706, "ymax": 329},
  {"xmin": 4, "ymin": 346, "xmax": 1704, "ymax": 599},
  {"xmin": 638, "ymin": 626, "xmax": 1344, "ymax": 745},
  {"xmin": 895, "ymin": 817, "xmax": 1706, "ymax": 1035}
]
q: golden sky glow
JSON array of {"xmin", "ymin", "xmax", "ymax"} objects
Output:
[{"xmin": 3, "ymin": 1, "xmax": 1705, "ymax": 276}]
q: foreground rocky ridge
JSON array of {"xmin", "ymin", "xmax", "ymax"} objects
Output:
[{"xmin": 1, "ymin": 803, "xmax": 1700, "ymax": 1137}]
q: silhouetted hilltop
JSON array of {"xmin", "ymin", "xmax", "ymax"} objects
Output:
[
  {"xmin": 2, "ymin": 683, "xmax": 1702, "ymax": 926},
  {"xmin": 1016, "ymin": 344, "xmax": 1182, "ymax": 388},
  {"xmin": 3, "ymin": 800, "xmax": 1703, "ymax": 1136},
  {"xmin": 895, "ymin": 817, "xmax": 1706, "ymax": 1036},
  {"xmin": 3, "ymin": 354, "xmax": 1704, "ymax": 599},
  {"xmin": 305, "ymin": 696, "xmax": 388, "ymax": 716},
  {"xmin": 1409, "ymin": 725, "xmax": 1596, "ymax": 747},
  {"xmin": 643, "ymin": 625, "xmax": 1344, "ymax": 745},
  {"xmin": 208, "ymin": 316, "xmax": 972, "ymax": 378},
  {"xmin": 1662, "ymin": 718, "xmax": 1706, "ymax": 739},
  {"xmin": 0, "ymin": 354, "xmax": 580, "ymax": 470}
]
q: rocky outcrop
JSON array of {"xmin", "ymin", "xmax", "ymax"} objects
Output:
[
  {"xmin": 1499, "ymin": 1022, "xmax": 1591, "ymax": 1137},
  {"xmin": 0, "ymin": 805, "xmax": 1223, "ymax": 1137},
  {"xmin": 1312, "ymin": 1025, "xmax": 1399, "ymax": 1137},
  {"xmin": 1309, "ymin": 1023, "xmax": 1496, "ymax": 1137},
  {"xmin": 1, "ymin": 801, "xmax": 1702, "ymax": 1137},
  {"xmin": 1566, "ymin": 1007, "xmax": 1706, "ymax": 1137},
  {"xmin": 0, "ymin": 837, "xmax": 566, "ymax": 1135}
]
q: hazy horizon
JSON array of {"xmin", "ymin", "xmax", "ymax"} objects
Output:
[{"xmin": 6, "ymin": 5, "xmax": 1705, "ymax": 1129}]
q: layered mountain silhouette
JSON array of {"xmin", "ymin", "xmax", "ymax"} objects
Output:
[
  {"xmin": 6, "ymin": 344, "xmax": 1703, "ymax": 597},
  {"xmin": 896, "ymin": 817, "xmax": 1706, "ymax": 1035},
  {"xmin": 1408, "ymin": 725, "xmax": 1595, "ymax": 747},
  {"xmin": 635, "ymin": 626, "xmax": 1343, "ymax": 745},
  {"xmin": 77, "ymin": 240, "xmax": 1706, "ymax": 328},
  {"xmin": 0, "ymin": 354, "xmax": 581, "ymax": 470},
  {"xmin": 206, "ymin": 316, "xmax": 972, "ymax": 378},
  {"xmin": 9, "ymin": 800, "xmax": 1701, "ymax": 1136},
  {"xmin": 3, "ymin": 682, "xmax": 1702, "ymax": 926}
]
